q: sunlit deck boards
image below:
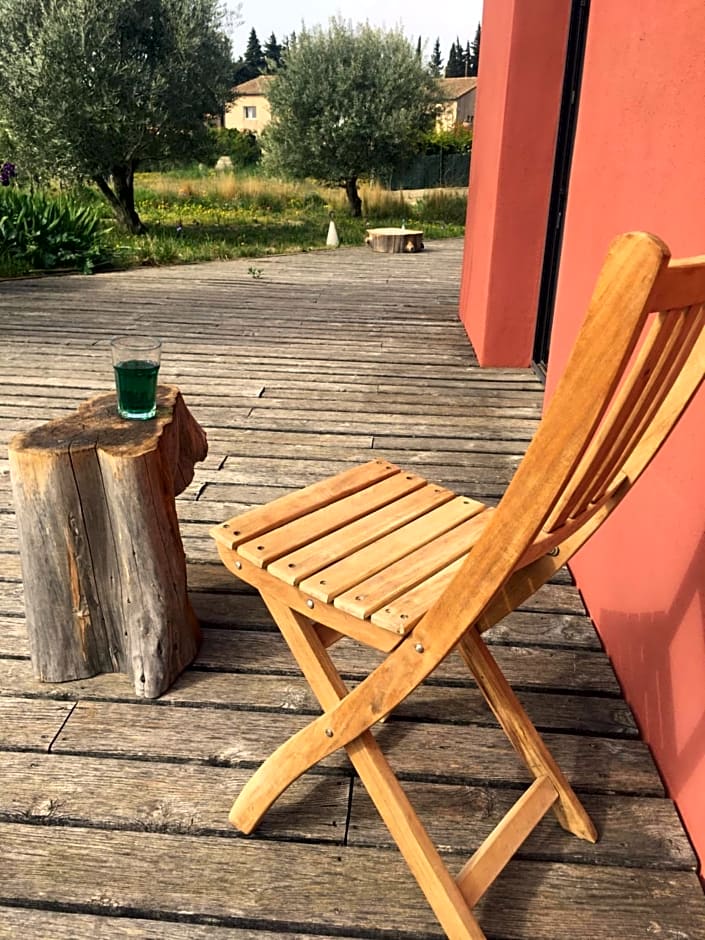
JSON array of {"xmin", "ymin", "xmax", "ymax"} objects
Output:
[{"xmin": 1, "ymin": 240, "xmax": 704, "ymax": 939}]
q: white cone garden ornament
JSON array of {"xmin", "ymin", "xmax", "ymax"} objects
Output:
[{"xmin": 326, "ymin": 211, "xmax": 340, "ymax": 248}]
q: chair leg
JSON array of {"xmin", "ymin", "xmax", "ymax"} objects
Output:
[
  {"xmin": 458, "ymin": 627, "xmax": 597, "ymax": 843},
  {"xmin": 240, "ymin": 595, "xmax": 488, "ymax": 940}
]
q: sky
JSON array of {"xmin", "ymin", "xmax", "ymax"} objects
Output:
[{"xmin": 225, "ymin": 1, "xmax": 483, "ymax": 65}]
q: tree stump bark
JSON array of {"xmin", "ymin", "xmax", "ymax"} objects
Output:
[
  {"xmin": 8, "ymin": 385, "xmax": 207, "ymax": 698},
  {"xmin": 365, "ymin": 227, "xmax": 424, "ymax": 253}
]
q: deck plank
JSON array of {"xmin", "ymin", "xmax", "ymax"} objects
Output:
[
  {"xmin": 1, "ymin": 239, "xmax": 704, "ymax": 939},
  {"xmin": 0, "ymin": 822, "xmax": 703, "ymax": 940}
]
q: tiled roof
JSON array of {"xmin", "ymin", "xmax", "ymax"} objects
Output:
[
  {"xmin": 233, "ymin": 75, "xmax": 276, "ymax": 96},
  {"xmin": 437, "ymin": 77, "xmax": 478, "ymax": 100}
]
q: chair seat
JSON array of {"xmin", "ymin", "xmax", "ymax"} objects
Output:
[{"xmin": 211, "ymin": 459, "xmax": 494, "ymax": 638}]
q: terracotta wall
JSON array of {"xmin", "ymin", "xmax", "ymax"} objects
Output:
[
  {"xmin": 462, "ymin": 0, "xmax": 705, "ymax": 882},
  {"xmin": 545, "ymin": 0, "xmax": 705, "ymax": 878},
  {"xmin": 458, "ymin": 0, "xmax": 571, "ymax": 366}
]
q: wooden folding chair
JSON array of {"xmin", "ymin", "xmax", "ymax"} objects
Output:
[{"xmin": 211, "ymin": 232, "xmax": 705, "ymax": 939}]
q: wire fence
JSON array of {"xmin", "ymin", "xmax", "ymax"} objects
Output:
[{"xmin": 389, "ymin": 152, "xmax": 470, "ymax": 190}]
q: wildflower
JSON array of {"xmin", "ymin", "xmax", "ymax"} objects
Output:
[{"xmin": 1, "ymin": 161, "xmax": 17, "ymax": 186}]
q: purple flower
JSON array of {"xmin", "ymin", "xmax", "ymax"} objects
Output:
[{"xmin": 1, "ymin": 161, "xmax": 17, "ymax": 186}]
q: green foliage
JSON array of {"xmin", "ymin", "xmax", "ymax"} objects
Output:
[
  {"xmin": 234, "ymin": 27, "xmax": 266, "ymax": 83},
  {"xmin": 440, "ymin": 24, "xmax": 481, "ymax": 79},
  {"xmin": 263, "ymin": 20, "xmax": 437, "ymax": 214},
  {"xmin": 444, "ymin": 26, "xmax": 481, "ymax": 78},
  {"xmin": 0, "ymin": 0, "xmax": 235, "ymax": 232},
  {"xmin": 210, "ymin": 128, "xmax": 262, "ymax": 167},
  {"xmin": 263, "ymin": 32, "xmax": 282, "ymax": 73},
  {"xmin": 414, "ymin": 190, "xmax": 468, "ymax": 225},
  {"xmin": 469, "ymin": 25, "xmax": 481, "ymax": 77},
  {"xmin": 428, "ymin": 38, "xmax": 443, "ymax": 77},
  {"xmin": 244, "ymin": 28, "xmax": 265, "ymax": 72},
  {"xmin": 0, "ymin": 187, "xmax": 111, "ymax": 274},
  {"xmin": 445, "ymin": 39, "xmax": 464, "ymax": 78},
  {"xmin": 0, "ymin": 171, "xmax": 465, "ymax": 274},
  {"xmin": 420, "ymin": 123, "xmax": 473, "ymax": 155}
]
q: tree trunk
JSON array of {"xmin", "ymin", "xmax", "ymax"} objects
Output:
[
  {"xmin": 365, "ymin": 227, "xmax": 424, "ymax": 253},
  {"xmin": 93, "ymin": 162, "xmax": 146, "ymax": 235},
  {"xmin": 8, "ymin": 386, "xmax": 207, "ymax": 698},
  {"xmin": 344, "ymin": 176, "xmax": 363, "ymax": 217}
]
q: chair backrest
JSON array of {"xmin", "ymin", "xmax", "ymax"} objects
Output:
[{"xmin": 419, "ymin": 231, "xmax": 705, "ymax": 645}]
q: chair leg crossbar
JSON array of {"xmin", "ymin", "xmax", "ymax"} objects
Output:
[{"xmin": 229, "ymin": 594, "xmax": 596, "ymax": 940}]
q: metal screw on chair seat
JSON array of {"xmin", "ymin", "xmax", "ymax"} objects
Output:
[{"xmin": 415, "ymin": 642, "xmax": 424, "ymax": 653}]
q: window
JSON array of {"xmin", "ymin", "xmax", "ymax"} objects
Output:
[{"xmin": 244, "ymin": 106, "xmax": 257, "ymax": 120}]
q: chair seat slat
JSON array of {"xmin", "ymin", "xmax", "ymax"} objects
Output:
[
  {"xmin": 237, "ymin": 469, "xmax": 426, "ymax": 567},
  {"xmin": 297, "ymin": 494, "xmax": 485, "ymax": 602},
  {"xmin": 370, "ymin": 555, "xmax": 468, "ymax": 633},
  {"xmin": 268, "ymin": 483, "xmax": 455, "ymax": 585},
  {"xmin": 334, "ymin": 507, "xmax": 494, "ymax": 619},
  {"xmin": 211, "ymin": 458, "xmax": 400, "ymax": 550}
]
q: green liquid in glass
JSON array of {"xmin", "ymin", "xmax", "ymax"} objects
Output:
[{"xmin": 113, "ymin": 359, "xmax": 159, "ymax": 419}]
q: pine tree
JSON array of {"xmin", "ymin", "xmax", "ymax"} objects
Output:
[
  {"xmin": 428, "ymin": 37, "xmax": 442, "ymax": 77},
  {"xmin": 416, "ymin": 36, "xmax": 422, "ymax": 62},
  {"xmin": 244, "ymin": 28, "xmax": 265, "ymax": 74},
  {"xmin": 263, "ymin": 32, "xmax": 282, "ymax": 72}
]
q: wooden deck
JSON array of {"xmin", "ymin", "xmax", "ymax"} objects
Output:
[{"xmin": 1, "ymin": 239, "xmax": 704, "ymax": 939}]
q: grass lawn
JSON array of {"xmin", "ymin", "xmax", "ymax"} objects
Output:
[
  {"xmin": 0, "ymin": 169, "xmax": 467, "ymax": 277},
  {"xmin": 106, "ymin": 171, "xmax": 467, "ymax": 268}
]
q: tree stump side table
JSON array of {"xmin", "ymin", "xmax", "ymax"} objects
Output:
[
  {"xmin": 8, "ymin": 385, "xmax": 207, "ymax": 698},
  {"xmin": 365, "ymin": 227, "xmax": 424, "ymax": 253}
]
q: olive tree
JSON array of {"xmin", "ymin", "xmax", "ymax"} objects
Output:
[
  {"xmin": 0, "ymin": 0, "xmax": 235, "ymax": 233},
  {"xmin": 264, "ymin": 21, "xmax": 437, "ymax": 216}
]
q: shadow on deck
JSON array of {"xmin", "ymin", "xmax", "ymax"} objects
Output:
[{"xmin": 1, "ymin": 239, "xmax": 704, "ymax": 938}]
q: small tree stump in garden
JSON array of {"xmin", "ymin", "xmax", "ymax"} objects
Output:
[
  {"xmin": 8, "ymin": 385, "xmax": 207, "ymax": 699},
  {"xmin": 365, "ymin": 227, "xmax": 424, "ymax": 253}
]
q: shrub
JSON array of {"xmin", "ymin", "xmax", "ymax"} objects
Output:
[
  {"xmin": 0, "ymin": 187, "xmax": 111, "ymax": 274},
  {"xmin": 420, "ymin": 123, "xmax": 473, "ymax": 154},
  {"xmin": 203, "ymin": 128, "xmax": 262, "ymax": 168},
  {"xmin": 414, "ymin": 189, "xmax": 468, "ymax": 225}
]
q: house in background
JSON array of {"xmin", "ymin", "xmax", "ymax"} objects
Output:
[
  {"xmin": 461, "ymin": 0, "xmax": 705, "ymax": 883},
  {"xmin": 223, "ymin": 76, "xmax": 275, "ymax": 135},
  {"xmin": 435, "ymin": 76, "xmax": 478, "ymax": 130},
  {"xmin": 223, "ymin": 74, "xmax": 476, "ymax": 137}
]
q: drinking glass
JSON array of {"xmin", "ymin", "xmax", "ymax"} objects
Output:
[{"xmin": 110, "ymin": 335, "xmax": 162, "ymax": 420}]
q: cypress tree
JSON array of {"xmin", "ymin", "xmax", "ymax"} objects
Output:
[
  {"xmin": 469, "ymin": 24, "xmax": 481, "ymax": 76},
  {"xmin": 464, "ymin": 41, "xmax": 472, "ymax": 77},
  {"xmin": 428, "ymin": 37, "xmax": 442, "ymax": 77},
  {"xmin": 445, "ymin": 40, "xmax": 464, "ymax": 77}
]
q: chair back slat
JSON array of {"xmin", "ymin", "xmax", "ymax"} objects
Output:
[
  {"xmin": 618, "ymin": 320, "xmax": 705, "ymax": 485},
  {"xmin": 546, "ymin": 301, "xmax": 705, "ymax": 529}
]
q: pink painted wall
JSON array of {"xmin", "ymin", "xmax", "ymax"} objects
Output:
[
  {"xmin": 458, "ymin": 0, "xmax": 570, "ymax": 366},
  {"xmin": 544, "ymin": 1, "xmax": 705, "ymax": 878}
]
